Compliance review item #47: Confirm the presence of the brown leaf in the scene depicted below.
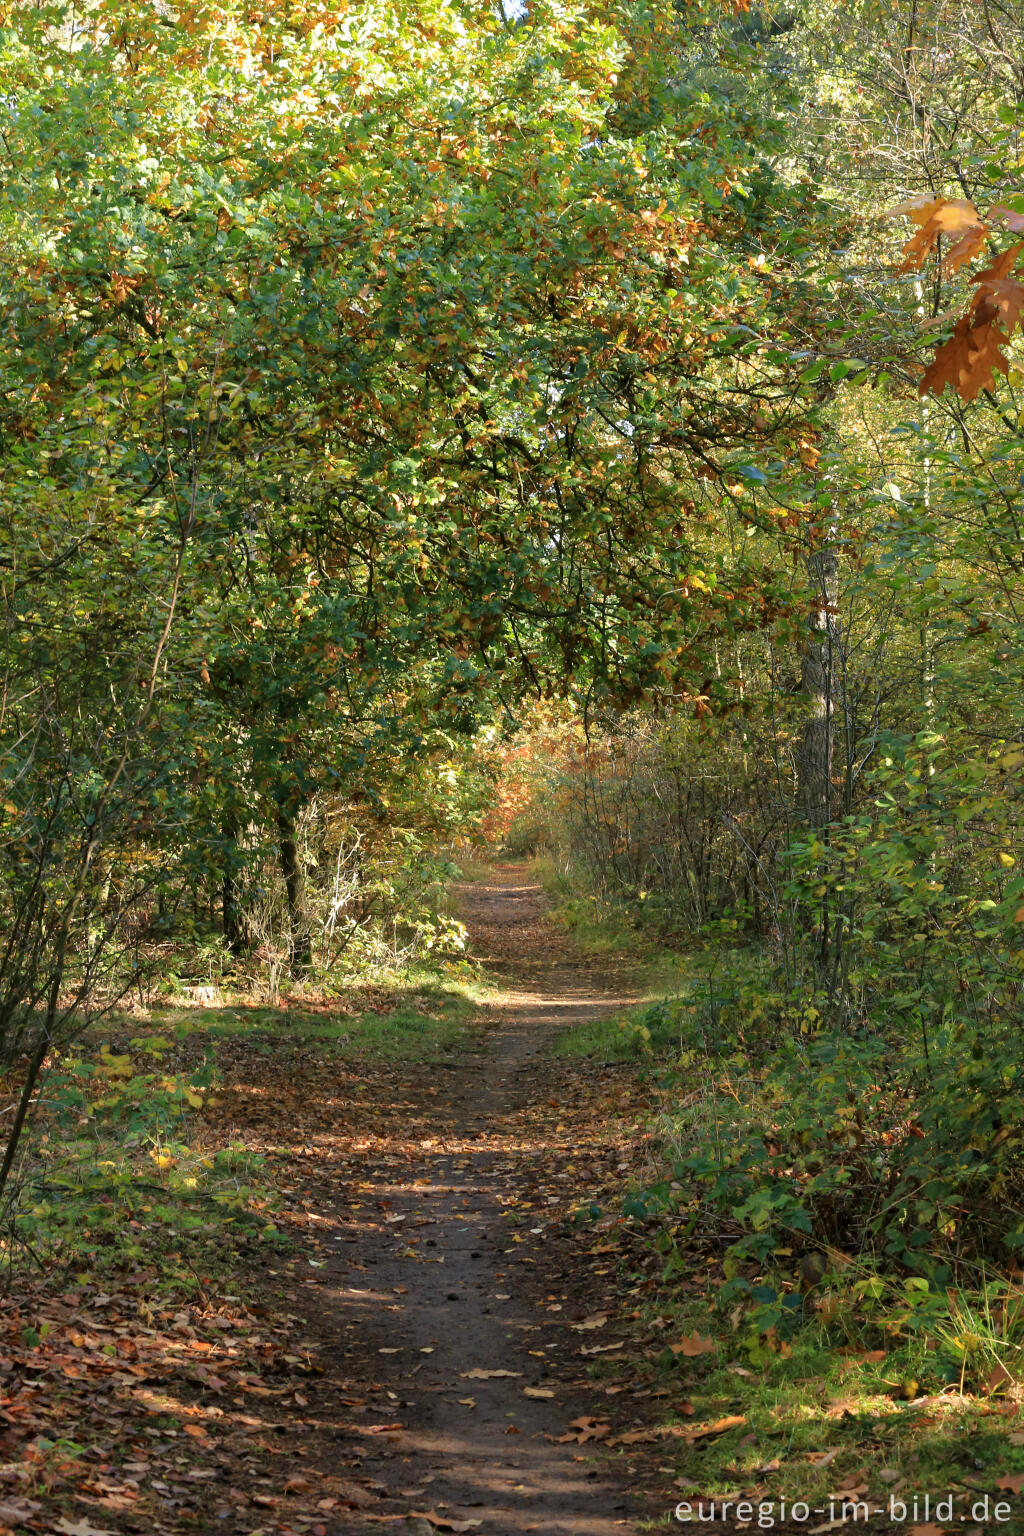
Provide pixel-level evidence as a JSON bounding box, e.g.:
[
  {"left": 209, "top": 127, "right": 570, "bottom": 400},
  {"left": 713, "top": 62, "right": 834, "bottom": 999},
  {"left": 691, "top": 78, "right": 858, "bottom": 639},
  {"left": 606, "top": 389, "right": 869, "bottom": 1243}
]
[
  {"left": 686, "top": 1414, "right": 746, "bottom": 1441},
  {"left": 986, "top": 1362, "right": 1015, "bottom": 1394},
  {"left": 930, "top": 199, "right": 982, "bottom": 232},
  {"left": 989, "top": 203, "right": 1024, "bottom": 233},
  {"left": 413, "top": 1510, "right": 483, "bottom": 1531},
  {"left": 54, "top": 1522, "right": 118, "bottom": 1536},
  {"left": 996, "top": 1474, "right": 1024, "bottom": 1494},
  {"left": 523, "top": 1386, "right": 555, "bottom": 1399},
  {"left": 974, "top": 277, "right": 1024, "bottom": 334},
  {"left": 0, "top": 1502, "right": 41, "bottom": 1525},
  {"left": 944, "top": 223, "right": 989, "bottom": 274},
  {"left": 337, "top": 1484, "right": 379, "bottom": 1508},
  {"left": 895, "top": 199, "right": 982, "bottom": 273},
  {"left": 899, "top": 222, "right": 940, "bottom": 273},
  {"left": 608, "top": 1427, "right": 659, "bottom": 1446},
  {"left": 975, "top": 241, "right": 1024, "bottom": 283},
  {"left": 889, "top": 194, "right": 945, "bottom": 227},
  {"left": 669, "top": 1331, "right": 716, "bottom": 1357},
  {"left": 920, "top": 314, "right": 1011, "bottom": 402},
  {"left": 460, "top": 1368, "right": 521, "bottom": 1380},
  {"left": 555, "top": 1416, "right": 611, "bottom": 1444}
]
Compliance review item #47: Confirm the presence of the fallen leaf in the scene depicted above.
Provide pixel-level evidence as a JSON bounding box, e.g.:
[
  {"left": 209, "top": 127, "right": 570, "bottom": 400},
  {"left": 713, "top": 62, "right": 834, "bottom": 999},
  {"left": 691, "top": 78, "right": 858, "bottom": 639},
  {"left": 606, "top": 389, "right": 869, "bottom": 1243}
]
[
  {"left": 670, "top": 1332, "right": 716, "bottom": 1357},
  {"left": 571, "top": 1314, "right": 608, "bottom": 1331},
  {"left": 0, "top": 1503, "right": 41, "bottom": 1525},
  {"left": 460, "top": 1368, "right": 521, "bottom": 1380},
  {"left": 686, "top": 1414, "right": 745, "bottom": 1441},
  {"left": 412, "top": 1512, "right": 482, "bottom": 1532},
  {"left": 523, "top": 1386, "right": 555, "bottom": 1399},
  {"left": 554, "top": 1416, "right": 611, "bottom": 1444},
  {"left": 987, "top": 1362, "right": 1015, "bottom": 1393},
  {"left": 996, "top": 1475, "right": 1024, "bottom": 1494}
]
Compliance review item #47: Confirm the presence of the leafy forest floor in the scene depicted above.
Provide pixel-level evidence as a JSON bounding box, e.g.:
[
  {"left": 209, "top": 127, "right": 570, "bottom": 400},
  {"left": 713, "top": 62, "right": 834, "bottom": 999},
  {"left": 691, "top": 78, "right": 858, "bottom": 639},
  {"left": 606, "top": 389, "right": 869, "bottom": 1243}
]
[{"left": 2, "top": 866, "right": 1024, "bottom": 1536}]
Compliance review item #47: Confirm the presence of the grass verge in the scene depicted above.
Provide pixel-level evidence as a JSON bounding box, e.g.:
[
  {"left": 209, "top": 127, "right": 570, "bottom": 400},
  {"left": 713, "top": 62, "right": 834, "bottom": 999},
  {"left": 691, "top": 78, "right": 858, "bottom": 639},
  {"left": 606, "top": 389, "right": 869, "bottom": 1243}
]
[{"left": 548, "top": 941, "right": 1024, "bottom": 1517}]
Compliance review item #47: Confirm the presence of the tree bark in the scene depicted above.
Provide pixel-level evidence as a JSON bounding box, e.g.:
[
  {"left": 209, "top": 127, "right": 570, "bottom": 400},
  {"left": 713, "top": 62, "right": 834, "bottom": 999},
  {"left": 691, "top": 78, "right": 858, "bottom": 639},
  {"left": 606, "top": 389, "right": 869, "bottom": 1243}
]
[
  {"left": 222, "top": 869, "right": 241, "bottom": 954},
  {"left": 222, "top": 818, "right": 243, "bottom": 955},
  {"left": 278, "top": 808, "right": 312, "bottom": 974},
  {"left": 796, "top": 544, "right": 839, "bottom": 830}
]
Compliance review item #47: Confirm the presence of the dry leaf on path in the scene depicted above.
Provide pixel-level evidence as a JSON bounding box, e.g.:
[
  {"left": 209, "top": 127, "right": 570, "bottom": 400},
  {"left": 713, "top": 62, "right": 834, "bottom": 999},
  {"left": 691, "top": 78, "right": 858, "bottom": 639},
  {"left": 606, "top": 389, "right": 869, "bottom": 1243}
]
[
  {"left": 0, "top": 1502, "right": 40, "bottom": 1524},
  {"left": 460, "top": 1368, "right": 521, "bottom": 1379},
  {"left": 555, "top": 1416, "right": 611, "bottom": 1444},
  {"left": 54, "top": 1521, "right": 118, "bottom": 1536},
  {"left": 414, "top": 1509, "right": 483, "bottom": 1531},
  {"left": 523, "top": 1386, "right": 555, "bottom": 1399}
]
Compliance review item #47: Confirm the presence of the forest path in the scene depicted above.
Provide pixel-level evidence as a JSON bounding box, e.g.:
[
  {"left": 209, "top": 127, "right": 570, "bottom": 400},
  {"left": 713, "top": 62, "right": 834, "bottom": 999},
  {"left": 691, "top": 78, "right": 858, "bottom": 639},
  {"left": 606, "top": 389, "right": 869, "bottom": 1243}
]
[{"left": 296, "top": 863, "right": 657, "bottom": 1536}]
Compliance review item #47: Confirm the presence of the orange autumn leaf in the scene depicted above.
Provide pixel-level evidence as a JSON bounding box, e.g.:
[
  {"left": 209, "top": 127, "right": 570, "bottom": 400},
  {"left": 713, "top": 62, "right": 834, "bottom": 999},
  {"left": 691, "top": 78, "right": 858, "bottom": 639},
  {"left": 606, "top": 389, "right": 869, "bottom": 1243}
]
[
  {"left": 917, "top": 238, "right": 1024, "bottom": 400},
  {"left": 669, "top": 1331, "right": 717, "bottom": 1356},
  {"left": 944, "top": 222, "right": 989, "bottom": 274},
  {"left": 892, "top": 196, "right": 982, "bottom": 272},
  {"left": 989, "top": 202, "right": 1024, "bottom": 233}
]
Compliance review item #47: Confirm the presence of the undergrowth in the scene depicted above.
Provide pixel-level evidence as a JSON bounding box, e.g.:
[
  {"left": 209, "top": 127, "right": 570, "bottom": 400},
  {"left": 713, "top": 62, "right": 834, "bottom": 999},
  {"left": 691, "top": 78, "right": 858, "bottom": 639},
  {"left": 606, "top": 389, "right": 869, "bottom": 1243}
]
[
  {"left": 554, "top": 916, "right": 1024, "bottom": 1502},
  {"left": 1, "top": 964, "right": 486, "bottom": 1290}
]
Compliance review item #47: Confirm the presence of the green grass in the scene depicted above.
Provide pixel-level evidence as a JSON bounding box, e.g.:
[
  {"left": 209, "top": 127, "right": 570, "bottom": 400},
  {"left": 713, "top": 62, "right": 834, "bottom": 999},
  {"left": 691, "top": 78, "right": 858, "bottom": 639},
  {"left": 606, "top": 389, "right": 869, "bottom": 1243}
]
[
  {"left": 452, "top": 854, "right": 495, "bottom": 883},
  {"left": 549, "top": 1002, "right": 690, "bottom": 1060},
  {"left": 608, "top": 1285, "right": 1024, "bottom": 1516},
  {"left": 144, "top": 965, "right": 490, "bottom": 1062},
  {"left": 7, "top": 964, "right": 492, "bottom": 1288},
  {"left": 551, "top": 948, "right": 756, "bottom": 1060}
]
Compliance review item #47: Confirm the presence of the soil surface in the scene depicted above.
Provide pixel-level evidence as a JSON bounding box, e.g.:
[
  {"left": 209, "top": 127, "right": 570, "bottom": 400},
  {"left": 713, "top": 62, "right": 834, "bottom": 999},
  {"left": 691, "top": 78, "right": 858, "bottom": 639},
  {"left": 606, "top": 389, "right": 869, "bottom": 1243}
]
[
  {"left": 288, "top": 864, "right": 659, "bottom": 1536},
  {"left": 0, "top": 865, "right": 672, "bottom": 1536}
]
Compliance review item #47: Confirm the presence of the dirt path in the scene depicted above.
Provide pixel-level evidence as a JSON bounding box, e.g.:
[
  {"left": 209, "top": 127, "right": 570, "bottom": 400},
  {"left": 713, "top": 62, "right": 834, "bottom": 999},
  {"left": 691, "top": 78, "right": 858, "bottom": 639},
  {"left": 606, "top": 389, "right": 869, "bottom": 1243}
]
[{"left": 292, "top": 865, "right": 656, "bottom": 1536}]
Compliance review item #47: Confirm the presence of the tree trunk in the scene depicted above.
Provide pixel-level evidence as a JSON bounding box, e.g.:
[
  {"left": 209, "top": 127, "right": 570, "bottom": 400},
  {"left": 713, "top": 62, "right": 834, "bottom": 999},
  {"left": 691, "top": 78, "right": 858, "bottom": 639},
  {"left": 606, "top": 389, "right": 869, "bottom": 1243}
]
[
  {"left": 222, "top": 869, "right": 241, "bottom": 954},
  {"left": 278, "top": 808, "right": 312, "bottom": 974},
  {"left": 222, "top": 818, "right": 242, "bottom": 955},
  {"left": 796, "top": 544, "right": 839, "bottom": 830}
]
